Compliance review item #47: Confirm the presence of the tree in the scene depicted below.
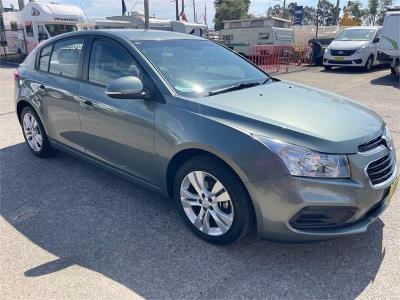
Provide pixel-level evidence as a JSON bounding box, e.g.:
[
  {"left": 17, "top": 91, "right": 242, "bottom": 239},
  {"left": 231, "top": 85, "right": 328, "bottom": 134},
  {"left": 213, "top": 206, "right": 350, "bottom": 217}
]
[
  {"left": 341, "top": 1, "right": 364, "bottom": 25},
  {"left": 317, "top": 0, "right": 339, "bottom": 26},
  {"left": 343, "top": 0, "right": 364, "bottom": 19},
  {"left": 365, "top": 0, "right": 393, "bottom": 25},
  {"left": 214, "top": 0, "right": 251, "bottom": 30},
  {"left": 303, "top": 6, "right": 317, "bottom": 25}
]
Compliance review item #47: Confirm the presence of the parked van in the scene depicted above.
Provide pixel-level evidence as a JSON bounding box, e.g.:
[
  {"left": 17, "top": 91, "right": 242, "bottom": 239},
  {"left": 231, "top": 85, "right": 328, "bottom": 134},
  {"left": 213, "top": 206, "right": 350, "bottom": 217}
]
[
  {"left": 378, "top": 8, "right": 400, "bottom": 75},
  {"left": 323, "top": 26, "right": 382, "bottom": 71},
  {"left": 2, "top": 2, "right": 84, "bottom": 55}
]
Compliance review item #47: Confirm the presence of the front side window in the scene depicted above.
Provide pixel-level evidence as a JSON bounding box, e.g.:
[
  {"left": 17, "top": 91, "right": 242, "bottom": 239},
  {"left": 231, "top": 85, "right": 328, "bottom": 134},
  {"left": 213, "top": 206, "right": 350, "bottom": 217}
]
[
  {"left": 134, "top": 39, "right": 268, "bottom": 97},
  {"left": 39, "top": 44, "right": 52, "bottom": 72},
  {"left": 89, "top": 39, "right": 143, "bottom": 86},
  {"left": 45, "top": 24, "right": 78, "bottom": 37},
  {"left": 335, "top": 29, "right": 377, "bottom": 41},
  {"left": 49, "top": 38, "right": 84, "bottom": 78},
  {"left": 25, "top": 21, "right": 34, "bottom": 37}
]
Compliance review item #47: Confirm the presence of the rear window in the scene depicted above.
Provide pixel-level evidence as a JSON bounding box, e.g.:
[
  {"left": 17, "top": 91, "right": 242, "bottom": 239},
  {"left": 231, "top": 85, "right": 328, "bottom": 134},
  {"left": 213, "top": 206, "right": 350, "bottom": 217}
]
[
  {"left": 39, "top": 44, "right": 52, "bottom": 72},
  {"left": 49, "top": 38, "right": 84, "bottom": 78}
]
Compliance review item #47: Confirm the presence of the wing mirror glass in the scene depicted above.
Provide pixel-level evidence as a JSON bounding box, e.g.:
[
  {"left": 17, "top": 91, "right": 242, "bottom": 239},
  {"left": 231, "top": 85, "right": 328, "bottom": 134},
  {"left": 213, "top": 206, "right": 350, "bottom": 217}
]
[
  {"left": 105, "top": 76, "right": 148, "bottom": 99},
  {"left": 373, "top": 37, "right": 380, "bottom": 43}
]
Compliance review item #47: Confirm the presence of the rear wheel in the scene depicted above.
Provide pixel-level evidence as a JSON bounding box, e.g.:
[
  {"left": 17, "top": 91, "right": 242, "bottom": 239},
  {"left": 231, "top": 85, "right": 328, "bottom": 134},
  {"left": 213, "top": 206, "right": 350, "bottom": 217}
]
[
  {"left": 364, "top": 56, "right": 373, "bottom": 72},
  {"left": 173, "top": 156, "right": 253, "bottom": 245},
  {"left": 20, "top": 106, "right": 55, "bottom": 157}
]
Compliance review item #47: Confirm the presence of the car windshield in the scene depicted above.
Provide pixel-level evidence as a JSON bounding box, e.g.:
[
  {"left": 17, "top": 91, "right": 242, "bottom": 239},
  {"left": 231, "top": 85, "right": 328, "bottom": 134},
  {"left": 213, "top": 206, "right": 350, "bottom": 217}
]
[
  {"left": 134, "top": 39, "right": 269, "bottom": 97},
  {"left": 45, "top": 24, "right": 78, "bottom": 37},
  {"left": 335, "top": 29, "right": 376, "bottom": 41}
]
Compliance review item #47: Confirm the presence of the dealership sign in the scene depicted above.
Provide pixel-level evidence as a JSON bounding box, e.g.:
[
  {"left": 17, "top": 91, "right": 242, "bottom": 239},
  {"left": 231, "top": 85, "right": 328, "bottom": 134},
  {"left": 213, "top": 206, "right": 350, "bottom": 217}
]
[{"left": 294, "top": 6, "right": 303, "bottom": 25}]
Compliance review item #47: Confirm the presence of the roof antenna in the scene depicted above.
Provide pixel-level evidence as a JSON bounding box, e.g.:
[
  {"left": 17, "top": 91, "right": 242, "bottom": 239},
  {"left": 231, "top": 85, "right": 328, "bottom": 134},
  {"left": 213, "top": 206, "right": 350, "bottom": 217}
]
[{"left": 80, "top": 3, "right": 93, "bottom": 30}]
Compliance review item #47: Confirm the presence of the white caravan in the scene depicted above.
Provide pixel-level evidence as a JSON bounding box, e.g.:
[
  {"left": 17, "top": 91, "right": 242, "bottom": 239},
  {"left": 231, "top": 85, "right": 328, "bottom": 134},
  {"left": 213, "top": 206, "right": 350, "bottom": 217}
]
[
  {"left": 3, "top": 2, "right": 84, "bottom": 55},
  {"left": 378, "top": 8, "right": 400, "bottom": 75},
  {"left": 220, "top": 16, "right": 294, "bottom": 56}
]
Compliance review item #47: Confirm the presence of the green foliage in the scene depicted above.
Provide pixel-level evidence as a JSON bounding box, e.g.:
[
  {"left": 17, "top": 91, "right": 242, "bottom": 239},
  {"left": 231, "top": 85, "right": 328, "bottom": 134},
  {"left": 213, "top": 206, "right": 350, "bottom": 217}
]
[
  {"left": 364, "top": 0, "right": 393, "bottom": 25},
  {"left": 214, "top": 0, "right": 251, "bottom": 31}
]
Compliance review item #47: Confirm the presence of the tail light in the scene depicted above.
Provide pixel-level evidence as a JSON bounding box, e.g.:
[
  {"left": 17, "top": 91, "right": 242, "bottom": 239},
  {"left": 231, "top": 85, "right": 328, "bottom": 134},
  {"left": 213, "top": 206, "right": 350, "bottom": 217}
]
[{"left": 14, "top": 69, "right": 20, "bottom": 81}]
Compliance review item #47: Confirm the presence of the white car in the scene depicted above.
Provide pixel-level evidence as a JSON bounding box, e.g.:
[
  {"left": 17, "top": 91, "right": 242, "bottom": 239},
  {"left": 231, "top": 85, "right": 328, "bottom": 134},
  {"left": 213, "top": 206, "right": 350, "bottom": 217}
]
[{"left": 323, "top": 26, "right": 382, "bottom": 71}]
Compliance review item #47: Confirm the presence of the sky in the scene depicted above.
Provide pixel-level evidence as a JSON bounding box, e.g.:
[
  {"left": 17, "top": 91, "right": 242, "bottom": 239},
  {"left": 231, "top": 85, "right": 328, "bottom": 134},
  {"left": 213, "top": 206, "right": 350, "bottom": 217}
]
[{"left": 3, "top": 0, "right": 400, "bottom": 28}]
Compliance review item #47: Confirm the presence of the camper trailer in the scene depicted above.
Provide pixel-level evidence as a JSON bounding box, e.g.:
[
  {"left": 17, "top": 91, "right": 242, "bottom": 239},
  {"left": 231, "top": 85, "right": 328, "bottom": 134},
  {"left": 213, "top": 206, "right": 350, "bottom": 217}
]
[
  {"left": 2, "top": 2, "right": 84, "bottom": 55},
  {"left": 107, "top": 12, "right": 208, "bottom": 37},
  {"left": 378, "top": 7, "right": 400, "bottom": 75},
  {"left": 220, "top": 16, "right": 294, "bottom": 56}
]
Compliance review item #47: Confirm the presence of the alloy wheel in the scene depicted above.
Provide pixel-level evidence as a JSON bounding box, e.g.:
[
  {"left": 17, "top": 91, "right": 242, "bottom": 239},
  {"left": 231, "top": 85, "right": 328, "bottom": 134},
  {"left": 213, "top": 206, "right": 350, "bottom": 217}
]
[
  {"left": 180, "top": 171, "right": 234, "bottom": 236},
  {"left": 23, "top": 112, "right": 43, "bottom": 152}
]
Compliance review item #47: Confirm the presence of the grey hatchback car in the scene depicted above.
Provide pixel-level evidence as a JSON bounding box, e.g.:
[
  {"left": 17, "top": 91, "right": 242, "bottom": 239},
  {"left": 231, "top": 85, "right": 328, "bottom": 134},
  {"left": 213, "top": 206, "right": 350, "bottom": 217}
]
[{"left": 15, "top": 30, "right": 398, "bottom": 244}]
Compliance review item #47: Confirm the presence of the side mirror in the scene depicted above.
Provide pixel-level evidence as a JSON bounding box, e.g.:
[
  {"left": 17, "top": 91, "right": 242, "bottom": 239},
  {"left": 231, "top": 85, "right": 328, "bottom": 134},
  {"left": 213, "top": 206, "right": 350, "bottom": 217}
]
[
  {"left": 105, "top": 76, "right": 148, "bottom": 99},
  {"left": 374, "top": 37, "right": 380, "bottom": 43}
]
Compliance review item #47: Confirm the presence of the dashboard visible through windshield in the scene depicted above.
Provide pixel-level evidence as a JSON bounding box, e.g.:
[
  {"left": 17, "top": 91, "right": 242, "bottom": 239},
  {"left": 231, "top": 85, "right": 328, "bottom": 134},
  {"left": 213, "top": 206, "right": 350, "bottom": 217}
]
[{"left": 133, "top": 39, "right": 269, "bottom": 97}]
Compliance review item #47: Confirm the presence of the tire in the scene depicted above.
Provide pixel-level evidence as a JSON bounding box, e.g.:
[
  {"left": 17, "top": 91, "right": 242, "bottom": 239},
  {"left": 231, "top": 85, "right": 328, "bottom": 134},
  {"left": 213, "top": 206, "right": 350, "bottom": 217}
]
[
  {"left": 173, "top": 155, "right": 253, "bottom": 245},
  {"left": 20, "top": 106, "right": 56, "bottom": 157},
  {"left": 324, "top": 65, "right": 332, "bottom": 71},
  {"left": 364, "top": 56, "right": 373, "bottom": 72}
]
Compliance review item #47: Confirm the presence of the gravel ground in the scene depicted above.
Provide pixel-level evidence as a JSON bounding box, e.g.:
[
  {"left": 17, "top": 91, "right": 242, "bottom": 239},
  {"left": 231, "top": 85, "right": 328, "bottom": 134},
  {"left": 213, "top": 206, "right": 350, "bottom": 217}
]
[{"left": 1, "top": 63, "right": 399, "bottom": 300}]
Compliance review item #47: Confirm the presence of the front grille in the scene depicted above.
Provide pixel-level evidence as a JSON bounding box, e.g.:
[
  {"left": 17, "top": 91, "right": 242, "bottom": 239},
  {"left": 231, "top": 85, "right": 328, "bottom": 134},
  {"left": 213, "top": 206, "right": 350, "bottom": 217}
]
[
  {"left": 359, "top": 135, "right": 385, "bottom": 152},
  {"left": 366, "top": 153, "right": 394, "bottom": 185},
  {"left": 330, "top": 49, "right": 356, "bottom": 56}
]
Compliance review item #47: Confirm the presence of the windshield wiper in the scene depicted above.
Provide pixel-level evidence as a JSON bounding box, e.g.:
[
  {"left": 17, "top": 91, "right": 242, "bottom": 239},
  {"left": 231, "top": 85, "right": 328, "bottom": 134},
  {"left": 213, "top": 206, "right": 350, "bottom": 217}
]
[{"left": 207, "top": 82, "right": 261, "bottom": 96}]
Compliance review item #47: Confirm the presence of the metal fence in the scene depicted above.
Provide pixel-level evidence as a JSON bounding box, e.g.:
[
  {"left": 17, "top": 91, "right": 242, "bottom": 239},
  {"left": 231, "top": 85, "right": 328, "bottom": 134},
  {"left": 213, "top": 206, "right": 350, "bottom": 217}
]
[{"left": 249, "top": 44, "right": 313, "bottom": 73}]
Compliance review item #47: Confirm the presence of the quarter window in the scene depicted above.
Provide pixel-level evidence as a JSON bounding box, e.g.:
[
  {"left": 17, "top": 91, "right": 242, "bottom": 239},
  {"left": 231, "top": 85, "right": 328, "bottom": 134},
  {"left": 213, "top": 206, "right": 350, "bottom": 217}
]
[
  {"left": 49, "top": 38, "right": 84, "bottom": 78},
  {"left": 39, "top": 44, "right": 52, "bottom": 72},
  {"left": 10, "top": 22, "right": 18, "bottom": 31},
  {"left": 89, "top": 39, "right": 142, "bottom": 86}
]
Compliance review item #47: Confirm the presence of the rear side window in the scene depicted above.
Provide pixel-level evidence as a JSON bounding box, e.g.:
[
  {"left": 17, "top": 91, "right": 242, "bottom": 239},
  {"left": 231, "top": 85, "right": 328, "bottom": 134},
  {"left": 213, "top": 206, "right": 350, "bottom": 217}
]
[
  {"left": 88, "top": 39, "right": 142, "bottom": 86},
  {"left": 49, "top": 38, "right": 84, "bottom": 78},
  {"left": 39, "top": 44, "right": 52, "bottom": 72}
]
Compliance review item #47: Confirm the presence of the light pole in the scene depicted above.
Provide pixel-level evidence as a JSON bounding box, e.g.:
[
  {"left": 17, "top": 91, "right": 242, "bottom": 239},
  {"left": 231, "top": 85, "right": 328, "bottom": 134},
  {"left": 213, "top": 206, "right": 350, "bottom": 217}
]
[{"left": 144, "top": 0, "right": 149, "bottom": 29}]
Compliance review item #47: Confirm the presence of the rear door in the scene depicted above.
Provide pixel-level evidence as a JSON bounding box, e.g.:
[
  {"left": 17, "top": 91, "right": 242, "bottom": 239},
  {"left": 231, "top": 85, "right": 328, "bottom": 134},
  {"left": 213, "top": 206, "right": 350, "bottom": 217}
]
[
  {"left": 37, "top": 36, "right": 86, "bottom": 151},
  {"left": 78, "top": 37, "right": 157, "bottom": 183}
]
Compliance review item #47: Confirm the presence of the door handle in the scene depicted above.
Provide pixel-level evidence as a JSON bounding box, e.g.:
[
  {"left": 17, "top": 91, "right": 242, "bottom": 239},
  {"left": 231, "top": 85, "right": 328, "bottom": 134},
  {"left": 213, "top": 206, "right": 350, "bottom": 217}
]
[
  {"left": 84, "top": 100, "right": 93, "bottom": 106},
  {"left": 39, "top": 84, "right": 46, "bottom": 90}
]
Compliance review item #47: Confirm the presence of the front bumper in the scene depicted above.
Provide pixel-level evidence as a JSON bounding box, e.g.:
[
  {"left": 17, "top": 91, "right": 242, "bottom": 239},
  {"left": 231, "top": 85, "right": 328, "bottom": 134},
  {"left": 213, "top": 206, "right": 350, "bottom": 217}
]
[
  {"left": 323, "top": 50, "right": 367, "bottom": 67},
  {"left": 246, "top": 146, "right": 397, "bottom": 242}
]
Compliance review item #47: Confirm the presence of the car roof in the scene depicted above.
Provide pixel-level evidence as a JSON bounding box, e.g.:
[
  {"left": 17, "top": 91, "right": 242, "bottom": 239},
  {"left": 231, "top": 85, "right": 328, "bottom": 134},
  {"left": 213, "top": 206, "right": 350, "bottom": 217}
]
[{"left": 88, "top": 29, "right": 205, "bottom": 41}]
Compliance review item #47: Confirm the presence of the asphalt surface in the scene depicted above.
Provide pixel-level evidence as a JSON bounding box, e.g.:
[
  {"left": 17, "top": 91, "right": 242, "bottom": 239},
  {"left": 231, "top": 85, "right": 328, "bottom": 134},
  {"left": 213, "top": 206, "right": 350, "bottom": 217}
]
[{"left": 1, "top": 63, "right": 399, "bottom": 299}]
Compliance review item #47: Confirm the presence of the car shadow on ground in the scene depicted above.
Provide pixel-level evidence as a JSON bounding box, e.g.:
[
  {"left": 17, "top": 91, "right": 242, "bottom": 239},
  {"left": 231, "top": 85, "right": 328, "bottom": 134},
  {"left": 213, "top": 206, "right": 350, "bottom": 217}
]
[
  {"left": 1, "top": 143, "right": 386, "bottom": 299},
  {"left": 370, "top": 74, "right": 400, "bottom": 88}
]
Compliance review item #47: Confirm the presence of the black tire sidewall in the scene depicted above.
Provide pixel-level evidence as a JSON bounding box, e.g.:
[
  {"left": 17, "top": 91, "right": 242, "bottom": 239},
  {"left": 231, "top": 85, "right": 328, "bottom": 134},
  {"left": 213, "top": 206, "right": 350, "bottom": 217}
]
[
  {"left": 365, "top": 56, "right": 373, "bottom": 71},
  {"left": 173, "top": 156, "right": 252, "bottom": 245},
  {"left": 20, "top": 106, "right": 52, "bottom": 157}
]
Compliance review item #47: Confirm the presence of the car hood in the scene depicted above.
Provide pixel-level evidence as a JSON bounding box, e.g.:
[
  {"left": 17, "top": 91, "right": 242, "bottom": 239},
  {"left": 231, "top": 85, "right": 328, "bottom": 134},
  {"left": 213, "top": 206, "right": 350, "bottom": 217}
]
[
  {"left": 194, "top": 81, "right": 384, "bottom": 154},
  {"left": 329, "top": 40, "right": 369, "bottom": 50}
]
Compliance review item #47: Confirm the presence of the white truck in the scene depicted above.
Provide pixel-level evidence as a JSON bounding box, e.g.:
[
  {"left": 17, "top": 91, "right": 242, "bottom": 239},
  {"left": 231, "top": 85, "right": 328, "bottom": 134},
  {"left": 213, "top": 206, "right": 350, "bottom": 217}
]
[
  {"left": 378, "top": 8, "right": 400, "bottom": 76},
  {"left": 2, "top": 2, "right": 84, "bottom": 55},
  {"left": 220, "top": 16, "right": 294, "bottom": 57}
]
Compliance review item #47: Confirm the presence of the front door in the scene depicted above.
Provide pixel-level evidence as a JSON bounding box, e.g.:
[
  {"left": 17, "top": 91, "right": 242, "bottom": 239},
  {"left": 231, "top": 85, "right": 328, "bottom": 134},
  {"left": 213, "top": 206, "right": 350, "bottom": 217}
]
[{"left": 78, "top": 37, "right": 157, "bottom": 183}]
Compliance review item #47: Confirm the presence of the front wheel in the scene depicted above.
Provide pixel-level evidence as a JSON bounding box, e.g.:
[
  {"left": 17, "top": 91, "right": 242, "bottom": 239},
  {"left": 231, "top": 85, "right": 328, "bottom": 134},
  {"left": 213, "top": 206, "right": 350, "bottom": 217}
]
[
  {"left": 364, "top": 56, "right": 373, "bottom": 72},
  {"left": 173, "top": 156, "right": 253, "bottom": 245},
  {"left": 324, "top": 65, "right": 332, "bottom": 71}
]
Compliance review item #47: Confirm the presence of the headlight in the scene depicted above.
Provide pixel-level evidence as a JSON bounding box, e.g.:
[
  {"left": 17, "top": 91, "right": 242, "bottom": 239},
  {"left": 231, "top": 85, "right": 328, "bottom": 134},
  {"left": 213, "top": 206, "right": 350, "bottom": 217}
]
[
  {"left": 254, "top": 136, "right": 350, "bottom": 178},
  {"left": 355, "top": 47, "right": 367, "bottom": 53}
]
